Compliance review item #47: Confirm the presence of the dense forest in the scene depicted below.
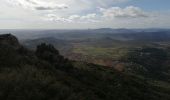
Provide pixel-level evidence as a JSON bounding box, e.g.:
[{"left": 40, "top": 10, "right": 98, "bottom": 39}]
[{"left": 0, "top": 34, "right": 170, "bottom": 100}]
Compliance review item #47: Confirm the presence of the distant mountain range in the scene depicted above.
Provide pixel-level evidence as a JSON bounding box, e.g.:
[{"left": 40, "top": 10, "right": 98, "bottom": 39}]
[{"left": 1, "top": 28, "right": 170, "bottom": 40}]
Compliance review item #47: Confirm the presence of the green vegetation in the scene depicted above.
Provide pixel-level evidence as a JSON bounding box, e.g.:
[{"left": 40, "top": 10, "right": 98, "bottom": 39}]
[
  {"left": 0, "top": 34, "right": 170, "bottom": 100},
  {"left": 122, "top": 47, "right": 170, "bottom": 81},
  {"left": 71, "top": 45, "right": 129, "bottom": 66},
  {"left": 73, "top": 46, "right": 128, "bottom": 59}
]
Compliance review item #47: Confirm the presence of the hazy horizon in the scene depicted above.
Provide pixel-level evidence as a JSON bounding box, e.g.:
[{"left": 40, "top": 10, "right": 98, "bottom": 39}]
[{"left": 0, "top": 28, "right": 170, "bottom": 30}]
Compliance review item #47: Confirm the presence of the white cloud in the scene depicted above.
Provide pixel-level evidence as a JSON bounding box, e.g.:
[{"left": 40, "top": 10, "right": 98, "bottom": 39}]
[
  {"left": 80, "top": 14, "right": 97, "bottom": 20},
  {"left": 44, "top": 13, "right": 99, "bottom": 23},
  {"left": 69, "top": 15, "right": 81, "bottom": 20},
  {"left": 44, "top": 14, "right": 72, "bottom": 23},
  {"left": 100, "top": 6, "right": 148, "bottom": 18},
  {"left": 7, "top": 0, "right": 68, "bottom": 10},
  {"left": 43, "top": 6, "right": 149, "bottom": 23}
]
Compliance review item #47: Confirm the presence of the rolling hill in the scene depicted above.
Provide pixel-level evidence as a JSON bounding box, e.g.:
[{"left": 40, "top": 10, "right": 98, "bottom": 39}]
[{"left": 0, "top": 34, "right": 170, "bottom": 100}]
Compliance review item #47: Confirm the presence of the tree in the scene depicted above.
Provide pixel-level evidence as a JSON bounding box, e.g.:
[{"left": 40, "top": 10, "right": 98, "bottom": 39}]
[{"left": 35, "top": 43, "right": 73, "bottom": 71}]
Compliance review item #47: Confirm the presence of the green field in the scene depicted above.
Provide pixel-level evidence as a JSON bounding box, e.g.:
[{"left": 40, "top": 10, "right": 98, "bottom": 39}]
[{"left": 73, "top": 46, "right": 128, "bottom": 60}]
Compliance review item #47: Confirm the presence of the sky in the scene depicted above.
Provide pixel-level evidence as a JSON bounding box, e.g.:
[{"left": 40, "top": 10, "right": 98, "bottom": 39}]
[{"left": 0, "top": 0, "right": 170, "bottom": 29}]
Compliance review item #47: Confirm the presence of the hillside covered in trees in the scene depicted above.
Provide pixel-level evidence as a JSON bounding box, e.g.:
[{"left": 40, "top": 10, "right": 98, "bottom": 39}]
[{"left": 0, "top": 34, "right": 170, "bottom": 100}]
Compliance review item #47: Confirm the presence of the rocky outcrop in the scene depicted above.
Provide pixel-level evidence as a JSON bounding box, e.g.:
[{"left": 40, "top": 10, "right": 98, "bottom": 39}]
[{"left": 0, "top": 34, "right": 20, "bottom": 49}]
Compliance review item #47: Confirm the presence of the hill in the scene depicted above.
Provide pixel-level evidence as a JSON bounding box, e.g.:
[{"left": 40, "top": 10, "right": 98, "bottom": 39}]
[
  {"left": 0, "top": 34, "right": 170, "bottom": 100},
  {"left": 21, "top": 30, "right": 170, "bottom": 71}
]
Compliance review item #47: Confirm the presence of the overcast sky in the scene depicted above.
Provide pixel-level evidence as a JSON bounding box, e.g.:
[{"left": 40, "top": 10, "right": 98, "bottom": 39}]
[{"left": 0, "top": 0, "right": 170, "bottom": 29}]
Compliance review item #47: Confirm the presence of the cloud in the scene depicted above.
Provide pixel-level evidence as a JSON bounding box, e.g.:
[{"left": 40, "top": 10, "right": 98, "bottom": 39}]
[
  {"left": 44, "top": 6, "right": 149, "bottom": 23},
  {"left": 2, "top": 0, "right": 170, "bottom": 29},
  {"left": 35, "top": 4, "right": 68, "bottom": 10},
  {"left": 7, "top": 0, "right": 130, "bottom": 11},
  {"left": 100, "top": 6, "right": 148, "bottom": 18},
  {"left": 7, "top": 0, "right": 68, "bottom": 10},
  {"left": 44, "top": 13, "right": 99, "bottom": 23},
  {"left": 80, "top": 14, "right": 97, "bottom": 20},
  {"left": 44, "top": 14, "right": 71, "bottom": 23}
]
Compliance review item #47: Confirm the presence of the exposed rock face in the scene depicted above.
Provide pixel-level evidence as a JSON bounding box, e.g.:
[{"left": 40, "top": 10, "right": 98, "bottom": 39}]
[{"left": 0, "top": 34, "right": 20, "bottom": 49}]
